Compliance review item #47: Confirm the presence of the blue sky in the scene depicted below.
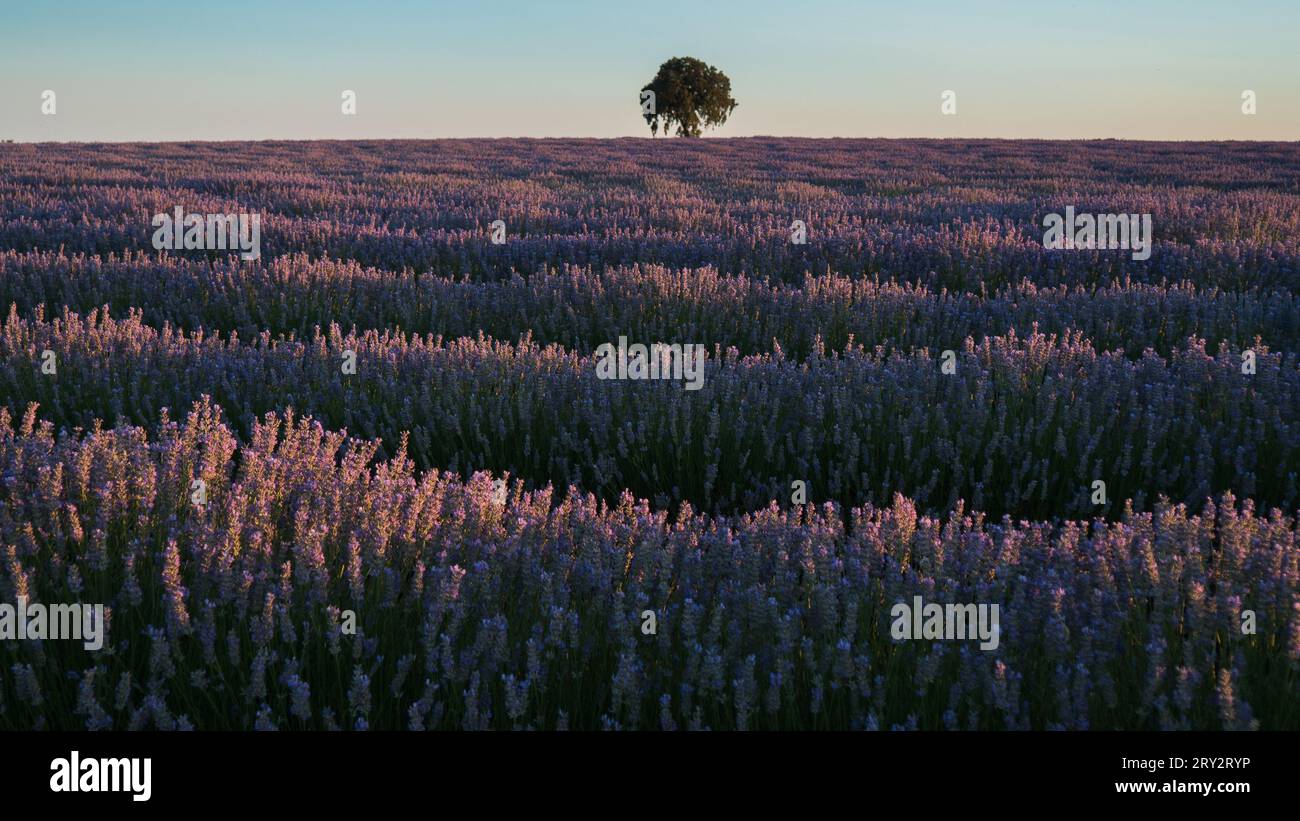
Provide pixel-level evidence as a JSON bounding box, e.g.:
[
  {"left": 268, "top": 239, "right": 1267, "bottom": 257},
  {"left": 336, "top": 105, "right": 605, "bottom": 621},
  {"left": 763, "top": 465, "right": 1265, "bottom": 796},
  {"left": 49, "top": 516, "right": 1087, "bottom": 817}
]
[{"left": 1, "top": 0, "right": 1296, "bottom": 140}]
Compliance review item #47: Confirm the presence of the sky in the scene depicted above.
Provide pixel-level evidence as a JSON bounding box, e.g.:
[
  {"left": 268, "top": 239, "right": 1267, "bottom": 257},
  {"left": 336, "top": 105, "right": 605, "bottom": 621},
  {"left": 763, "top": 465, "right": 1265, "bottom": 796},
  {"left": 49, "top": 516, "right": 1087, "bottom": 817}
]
[{"left": 0, "top": 0, "right": 1296, "bottom": 141}]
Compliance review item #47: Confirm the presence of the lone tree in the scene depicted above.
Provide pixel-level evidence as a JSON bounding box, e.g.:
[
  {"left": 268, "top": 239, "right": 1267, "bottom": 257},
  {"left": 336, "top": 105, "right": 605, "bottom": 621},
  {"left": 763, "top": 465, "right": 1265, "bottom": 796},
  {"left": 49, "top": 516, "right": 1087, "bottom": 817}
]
[{"left": 641, "top": 57, "right": 737, "bottom": 137}]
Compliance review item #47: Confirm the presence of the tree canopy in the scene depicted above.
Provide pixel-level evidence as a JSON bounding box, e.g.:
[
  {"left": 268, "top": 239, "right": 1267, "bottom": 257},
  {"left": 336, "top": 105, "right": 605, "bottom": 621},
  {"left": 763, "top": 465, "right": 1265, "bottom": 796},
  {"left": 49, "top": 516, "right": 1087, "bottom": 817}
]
[{"left": 640, "top": 57, "right": 737, "bottom": 137}]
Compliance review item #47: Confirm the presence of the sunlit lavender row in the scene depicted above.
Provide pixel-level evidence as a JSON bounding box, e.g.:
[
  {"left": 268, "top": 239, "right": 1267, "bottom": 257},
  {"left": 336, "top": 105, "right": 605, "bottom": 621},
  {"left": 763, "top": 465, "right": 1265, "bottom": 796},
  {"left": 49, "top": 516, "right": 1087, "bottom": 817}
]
[
  {"left": 2, "top": 140, "right": 1299, "bottom": 290},
  {"left": 0, "top": 401, "right": 1295, "bottom": 730},
  {"left": 3, "top": 307, "right": 1297, "bottom": 520},
  {"left": 3, "top": 251, "right": 1298, "bottom": 360}
]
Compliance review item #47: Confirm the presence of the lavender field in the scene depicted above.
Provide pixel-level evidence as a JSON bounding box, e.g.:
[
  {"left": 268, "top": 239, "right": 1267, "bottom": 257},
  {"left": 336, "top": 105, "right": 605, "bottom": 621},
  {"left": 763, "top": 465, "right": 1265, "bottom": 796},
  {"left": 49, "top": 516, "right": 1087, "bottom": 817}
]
[{"left": 0, "top": 139, "right": 1296, "bottom": 730}]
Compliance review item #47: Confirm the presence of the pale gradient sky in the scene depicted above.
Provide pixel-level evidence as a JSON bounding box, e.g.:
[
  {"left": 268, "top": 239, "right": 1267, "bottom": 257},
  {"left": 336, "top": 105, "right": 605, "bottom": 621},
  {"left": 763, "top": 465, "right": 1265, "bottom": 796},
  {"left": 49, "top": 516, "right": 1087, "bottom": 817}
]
[{"left": 1, "top": 0, "right": 1296, "bottom": 141}]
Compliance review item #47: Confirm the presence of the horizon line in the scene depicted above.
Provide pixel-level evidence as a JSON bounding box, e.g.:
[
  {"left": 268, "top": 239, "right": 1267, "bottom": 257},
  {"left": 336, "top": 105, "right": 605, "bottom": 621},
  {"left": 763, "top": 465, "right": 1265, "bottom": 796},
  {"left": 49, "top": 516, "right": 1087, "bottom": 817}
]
[{"left": 3, "top": 136, "right": 1298, "bottom": 145}]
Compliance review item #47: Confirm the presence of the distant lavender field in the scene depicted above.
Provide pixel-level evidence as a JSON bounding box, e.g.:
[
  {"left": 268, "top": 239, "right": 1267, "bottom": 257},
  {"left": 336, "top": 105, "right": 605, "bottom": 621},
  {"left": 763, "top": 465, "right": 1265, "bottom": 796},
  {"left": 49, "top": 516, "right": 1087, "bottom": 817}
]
[{"left": 0, "top": 139, "right": 1296, "bottom": 730}]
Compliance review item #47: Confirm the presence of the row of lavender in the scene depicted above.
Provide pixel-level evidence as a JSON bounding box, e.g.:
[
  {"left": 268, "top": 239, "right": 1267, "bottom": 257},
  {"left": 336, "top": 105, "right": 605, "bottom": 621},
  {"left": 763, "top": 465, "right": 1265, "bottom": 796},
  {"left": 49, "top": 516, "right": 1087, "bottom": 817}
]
[
  {"left": 3, "top": 251, "right": 1299, "bottom": 359},
  {"left": 3, "top": 307, "right": 1296, "bottom": 520},
  {"left": 1, "top": 401, "right": 1295, "bottom": 730},
  {"left": 2, "top": 141, "right": 1299, "bottom": 289}
]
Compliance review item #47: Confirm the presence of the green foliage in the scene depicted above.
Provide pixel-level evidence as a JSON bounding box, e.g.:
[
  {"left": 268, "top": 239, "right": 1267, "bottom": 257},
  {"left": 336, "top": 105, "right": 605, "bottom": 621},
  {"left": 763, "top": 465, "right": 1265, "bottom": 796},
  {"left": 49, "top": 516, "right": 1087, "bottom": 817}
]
[{"left": 641, "top": 57, "right": 737, "bottom": 137}]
